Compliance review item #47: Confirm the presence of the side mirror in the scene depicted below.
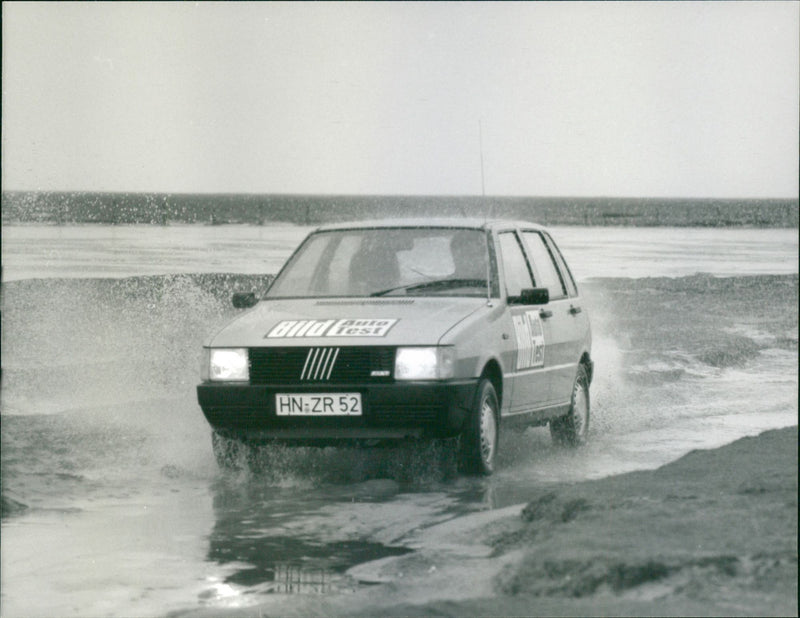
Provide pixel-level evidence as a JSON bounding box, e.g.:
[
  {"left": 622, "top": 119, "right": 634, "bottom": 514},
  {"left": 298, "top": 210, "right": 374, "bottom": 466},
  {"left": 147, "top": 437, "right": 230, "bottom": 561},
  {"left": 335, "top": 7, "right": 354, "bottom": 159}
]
[
  {"left": 232, "top": 292, "right": 258, "bottom": 309},
  {"left": 512, "top": 287, "right": 549, "bottom": 305}
]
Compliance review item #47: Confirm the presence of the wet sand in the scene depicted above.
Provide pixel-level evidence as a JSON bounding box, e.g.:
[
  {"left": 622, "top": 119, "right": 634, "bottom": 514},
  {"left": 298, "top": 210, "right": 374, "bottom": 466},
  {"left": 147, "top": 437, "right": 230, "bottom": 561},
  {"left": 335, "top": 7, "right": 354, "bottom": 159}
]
[{"left": 172, "top": 425, "right": 797, "bottom": 617}]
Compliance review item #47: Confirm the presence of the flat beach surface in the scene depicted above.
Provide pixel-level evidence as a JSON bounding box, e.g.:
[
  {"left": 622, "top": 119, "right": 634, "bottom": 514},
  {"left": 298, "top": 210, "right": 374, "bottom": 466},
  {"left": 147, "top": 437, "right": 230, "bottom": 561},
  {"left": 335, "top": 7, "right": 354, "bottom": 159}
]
[
  {"left": 173, "top": 425, "right": 797, "bottom": 617},
  {"left": 2, "top": 227, "right": 795, "bottom": 617}
]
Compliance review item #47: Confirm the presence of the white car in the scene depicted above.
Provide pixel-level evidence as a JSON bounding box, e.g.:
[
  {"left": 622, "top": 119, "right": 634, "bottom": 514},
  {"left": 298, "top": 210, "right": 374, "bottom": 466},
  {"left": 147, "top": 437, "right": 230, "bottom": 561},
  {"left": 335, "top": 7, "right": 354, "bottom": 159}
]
[{"left": 198, "top": 219, "right": 592, "bottom": 474}]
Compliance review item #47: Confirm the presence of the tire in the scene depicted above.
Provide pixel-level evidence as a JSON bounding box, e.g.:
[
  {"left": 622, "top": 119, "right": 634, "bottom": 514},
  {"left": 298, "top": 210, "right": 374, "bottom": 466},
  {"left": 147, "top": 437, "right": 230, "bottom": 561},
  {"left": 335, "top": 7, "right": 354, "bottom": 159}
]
[
  {"left": 459, "top": 379, "right": 499, "bottom": 475},
  {"left": 550, "top": 364, "right": 590, "bottom": 447}
]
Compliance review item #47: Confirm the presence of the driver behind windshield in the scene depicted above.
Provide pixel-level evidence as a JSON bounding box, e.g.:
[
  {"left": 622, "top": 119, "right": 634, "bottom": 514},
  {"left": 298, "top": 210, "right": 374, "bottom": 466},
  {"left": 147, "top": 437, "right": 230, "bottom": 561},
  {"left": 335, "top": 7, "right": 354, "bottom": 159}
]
[{"left": 450, "top": 230, "right": 488, "bottom": 282}]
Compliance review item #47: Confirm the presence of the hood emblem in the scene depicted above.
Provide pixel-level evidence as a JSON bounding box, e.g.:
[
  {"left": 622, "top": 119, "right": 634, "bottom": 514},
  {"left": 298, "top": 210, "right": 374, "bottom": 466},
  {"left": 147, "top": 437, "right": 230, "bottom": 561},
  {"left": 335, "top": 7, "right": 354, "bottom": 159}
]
[{"left": 300, "top": 347, "right": 340, "bottom": 381}]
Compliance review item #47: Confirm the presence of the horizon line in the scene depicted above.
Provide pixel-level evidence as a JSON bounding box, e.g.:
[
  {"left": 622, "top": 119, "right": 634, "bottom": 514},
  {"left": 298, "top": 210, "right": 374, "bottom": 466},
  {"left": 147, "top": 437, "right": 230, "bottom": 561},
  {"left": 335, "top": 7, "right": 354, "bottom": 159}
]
[{"left": 1, "top": 190, "right": 797, "bottom": 202}]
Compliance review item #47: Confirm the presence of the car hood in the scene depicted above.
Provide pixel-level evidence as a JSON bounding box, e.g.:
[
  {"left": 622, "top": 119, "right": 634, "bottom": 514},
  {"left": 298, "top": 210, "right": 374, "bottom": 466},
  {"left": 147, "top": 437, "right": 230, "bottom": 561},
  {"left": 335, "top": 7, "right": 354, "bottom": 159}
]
[{"left": 206, "top": 297, "right": 488, "bottom": 347}]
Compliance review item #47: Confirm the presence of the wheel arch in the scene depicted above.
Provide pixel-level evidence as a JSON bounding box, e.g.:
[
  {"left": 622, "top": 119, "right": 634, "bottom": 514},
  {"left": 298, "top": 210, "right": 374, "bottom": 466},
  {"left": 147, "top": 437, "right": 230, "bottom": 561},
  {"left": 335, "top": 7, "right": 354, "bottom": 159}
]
[{"left": 480, "top": 358, "right": 504, "bottom": 409}]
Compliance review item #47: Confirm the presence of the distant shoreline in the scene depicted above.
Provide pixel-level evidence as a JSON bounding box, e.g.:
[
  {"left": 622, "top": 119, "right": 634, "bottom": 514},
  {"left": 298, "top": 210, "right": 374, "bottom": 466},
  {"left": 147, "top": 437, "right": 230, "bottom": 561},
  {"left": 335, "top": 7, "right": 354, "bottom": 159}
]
[{"left": 2, "top": 191, "right": 797, "bottom": 228}]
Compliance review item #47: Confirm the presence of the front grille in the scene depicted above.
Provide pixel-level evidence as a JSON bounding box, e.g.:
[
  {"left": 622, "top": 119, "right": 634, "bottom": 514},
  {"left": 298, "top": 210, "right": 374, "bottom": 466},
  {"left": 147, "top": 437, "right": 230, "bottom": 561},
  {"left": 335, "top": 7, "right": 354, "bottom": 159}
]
[{"left": 249, "top": 347, "right": 395, "bottom": 384}]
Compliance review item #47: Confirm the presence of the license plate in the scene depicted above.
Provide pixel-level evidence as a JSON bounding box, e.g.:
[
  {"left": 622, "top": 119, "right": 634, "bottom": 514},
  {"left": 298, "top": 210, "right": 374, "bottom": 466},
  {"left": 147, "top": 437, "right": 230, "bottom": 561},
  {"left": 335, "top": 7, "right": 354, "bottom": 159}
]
[{"left": 275, "top": 393, "right": 362, "bottom": 416}]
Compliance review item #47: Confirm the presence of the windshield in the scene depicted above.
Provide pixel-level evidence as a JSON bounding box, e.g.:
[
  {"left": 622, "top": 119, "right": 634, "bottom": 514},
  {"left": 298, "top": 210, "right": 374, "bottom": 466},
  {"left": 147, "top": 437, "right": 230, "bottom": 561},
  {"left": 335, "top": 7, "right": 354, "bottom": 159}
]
[{"left": 266, "top": 227, "right": 495, "bottom": 298}]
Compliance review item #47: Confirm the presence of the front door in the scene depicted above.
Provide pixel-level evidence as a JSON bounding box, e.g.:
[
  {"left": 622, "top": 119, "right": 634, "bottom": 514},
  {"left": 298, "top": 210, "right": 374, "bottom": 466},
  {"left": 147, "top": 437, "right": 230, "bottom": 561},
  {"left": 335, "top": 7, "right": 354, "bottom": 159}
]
[
  {"left": 497, "top": 232, "right": 554, "bottom": 414},
  {"left": 521, "top": 230, "right": 583, "bottom": 404}
]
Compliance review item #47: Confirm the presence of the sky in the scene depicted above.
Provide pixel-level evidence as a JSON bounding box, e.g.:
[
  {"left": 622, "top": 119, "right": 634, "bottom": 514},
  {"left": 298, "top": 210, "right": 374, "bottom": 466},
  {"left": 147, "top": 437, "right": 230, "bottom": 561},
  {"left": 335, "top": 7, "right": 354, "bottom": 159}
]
[{"left": 2, "top": 1, "right": 798, "bottom": 198}]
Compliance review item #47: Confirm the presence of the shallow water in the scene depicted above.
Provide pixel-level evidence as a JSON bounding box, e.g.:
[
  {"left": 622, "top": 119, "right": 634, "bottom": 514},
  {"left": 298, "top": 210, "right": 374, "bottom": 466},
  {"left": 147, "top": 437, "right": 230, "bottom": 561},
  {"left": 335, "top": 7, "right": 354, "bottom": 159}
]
[
  {"left": 1, "top": 224, "right": 797, "bottom": 281},
  {"left": 1, "top": 225, "right": 797, "bottom": 617}
]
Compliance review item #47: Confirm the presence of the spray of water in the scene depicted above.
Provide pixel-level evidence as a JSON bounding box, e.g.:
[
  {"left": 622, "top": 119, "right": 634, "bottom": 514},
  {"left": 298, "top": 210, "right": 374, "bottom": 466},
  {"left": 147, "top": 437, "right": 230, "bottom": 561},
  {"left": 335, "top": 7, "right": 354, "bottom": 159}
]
[{"left": 2, "top": 273, "right": 796, "bottom": 505}]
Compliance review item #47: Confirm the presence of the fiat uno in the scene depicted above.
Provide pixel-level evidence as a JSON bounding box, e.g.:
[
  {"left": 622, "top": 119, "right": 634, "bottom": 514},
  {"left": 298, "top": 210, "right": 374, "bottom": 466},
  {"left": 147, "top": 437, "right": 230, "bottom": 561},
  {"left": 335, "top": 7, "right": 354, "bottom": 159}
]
[{"left": 197, "top": 219, "right": 592, "bottom": 475}]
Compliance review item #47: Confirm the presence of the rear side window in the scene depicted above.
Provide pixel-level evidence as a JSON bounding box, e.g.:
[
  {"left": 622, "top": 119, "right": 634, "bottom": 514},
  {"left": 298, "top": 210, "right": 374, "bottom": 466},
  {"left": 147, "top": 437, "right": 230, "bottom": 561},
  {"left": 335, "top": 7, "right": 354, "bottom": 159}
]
[
  {"left": 498, "top": 232, "right": 534, "bottom": 297},
  {"left": 543, "top": 232, "right": 578, "bottom": 297},
  {"left": 521, "top": 231, "right": 567, "bottom": 300}
]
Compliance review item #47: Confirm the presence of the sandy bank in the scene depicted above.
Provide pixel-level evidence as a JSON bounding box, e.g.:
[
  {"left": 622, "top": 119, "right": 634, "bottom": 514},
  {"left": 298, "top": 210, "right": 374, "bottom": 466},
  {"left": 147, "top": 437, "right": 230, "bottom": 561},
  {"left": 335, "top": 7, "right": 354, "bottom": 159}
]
[{"left": 172, "top": 426, "right": 797, "bottom": 617}]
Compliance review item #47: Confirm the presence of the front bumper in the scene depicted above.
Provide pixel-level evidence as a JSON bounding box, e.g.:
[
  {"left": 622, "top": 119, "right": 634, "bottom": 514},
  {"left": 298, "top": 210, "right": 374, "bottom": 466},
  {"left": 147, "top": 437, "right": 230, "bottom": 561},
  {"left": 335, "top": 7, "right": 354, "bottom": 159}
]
[{"left": 197, "top": 379, "right": 480, "bottom": 444}]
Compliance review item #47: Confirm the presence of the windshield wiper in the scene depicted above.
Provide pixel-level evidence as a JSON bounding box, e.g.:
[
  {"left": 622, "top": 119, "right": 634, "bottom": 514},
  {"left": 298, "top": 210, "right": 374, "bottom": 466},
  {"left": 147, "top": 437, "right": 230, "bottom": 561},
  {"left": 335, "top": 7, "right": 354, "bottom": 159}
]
[{"left": 371, "top": 278, "right": 487, "bottom": 297}]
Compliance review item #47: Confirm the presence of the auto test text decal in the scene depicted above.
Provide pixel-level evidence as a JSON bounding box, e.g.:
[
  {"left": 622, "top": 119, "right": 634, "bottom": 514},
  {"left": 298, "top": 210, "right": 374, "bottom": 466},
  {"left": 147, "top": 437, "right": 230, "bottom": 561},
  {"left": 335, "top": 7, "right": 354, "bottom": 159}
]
[
  {"left": 513, "top": 310, "right": 545, "bottom": 370},
  {"left": 266, "top": 318, "right": 399, "bottom": 338}
]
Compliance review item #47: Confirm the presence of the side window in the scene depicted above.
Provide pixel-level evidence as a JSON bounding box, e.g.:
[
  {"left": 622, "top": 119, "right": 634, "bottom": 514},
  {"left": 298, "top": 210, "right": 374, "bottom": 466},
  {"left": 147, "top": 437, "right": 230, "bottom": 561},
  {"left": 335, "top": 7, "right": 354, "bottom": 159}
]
[
  {"left": 498, "top": 232, "right": 534, "bottom": 298},
  {"left": 543, "top": 232, "right": 578, "bottom": 297},
  {"left": 521, "top": 231, "right": 567, "bottom": 300},
  {"left": 486, "top": 234, "right": 501, "bottom": 298}
]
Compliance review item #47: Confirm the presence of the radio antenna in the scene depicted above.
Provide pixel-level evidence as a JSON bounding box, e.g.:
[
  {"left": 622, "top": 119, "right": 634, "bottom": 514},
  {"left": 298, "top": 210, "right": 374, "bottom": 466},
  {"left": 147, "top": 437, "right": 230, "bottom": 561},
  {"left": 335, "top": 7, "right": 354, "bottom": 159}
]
[{"left": 479, "top": 118, "right": 486, "bottom": 197}]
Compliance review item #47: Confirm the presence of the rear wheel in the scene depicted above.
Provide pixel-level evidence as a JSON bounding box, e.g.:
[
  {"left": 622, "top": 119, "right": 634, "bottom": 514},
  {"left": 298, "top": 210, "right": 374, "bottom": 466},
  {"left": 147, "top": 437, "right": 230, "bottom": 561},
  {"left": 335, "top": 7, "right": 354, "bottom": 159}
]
[
  {"left": 459, "top": 379, "right": 499, "bottom": 475},
  {"left": 550, "top": 364, "right": 590, "bottom": 446}
]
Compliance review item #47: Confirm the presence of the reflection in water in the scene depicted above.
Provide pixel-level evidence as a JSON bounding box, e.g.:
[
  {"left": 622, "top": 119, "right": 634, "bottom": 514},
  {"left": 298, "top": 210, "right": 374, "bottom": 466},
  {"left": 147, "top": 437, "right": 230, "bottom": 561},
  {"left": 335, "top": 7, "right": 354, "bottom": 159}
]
[
  {"left": 206, "top": 477, "right": 413, "bottom": 596},
  {"left": 272, "top": 564, "right": 336, "bottom": 594}
]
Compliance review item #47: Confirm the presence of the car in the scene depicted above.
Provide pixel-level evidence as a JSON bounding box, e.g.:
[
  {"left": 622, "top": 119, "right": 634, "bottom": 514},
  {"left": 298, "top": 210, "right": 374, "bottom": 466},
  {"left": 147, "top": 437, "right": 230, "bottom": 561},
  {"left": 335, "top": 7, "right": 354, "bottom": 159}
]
[{"left": 197, "top": 219, "right": 592, "bottom": 475}]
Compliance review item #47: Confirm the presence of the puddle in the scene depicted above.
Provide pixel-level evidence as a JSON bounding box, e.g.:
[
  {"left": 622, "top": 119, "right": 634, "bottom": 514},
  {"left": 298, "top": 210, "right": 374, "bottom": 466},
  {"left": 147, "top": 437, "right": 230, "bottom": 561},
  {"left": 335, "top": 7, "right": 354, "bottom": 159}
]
[{"left": 207, "top": 535, "right": 412, "bottom": 592}]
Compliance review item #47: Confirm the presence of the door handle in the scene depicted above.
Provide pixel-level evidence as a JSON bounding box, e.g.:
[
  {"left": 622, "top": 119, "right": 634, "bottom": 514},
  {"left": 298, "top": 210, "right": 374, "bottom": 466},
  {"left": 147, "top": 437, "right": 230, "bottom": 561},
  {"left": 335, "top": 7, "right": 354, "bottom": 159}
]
[
  {"left": 569, "top": 305, "right": 582, "bottom": 315},
  {"left": 539, "top": 309, "right": 553, "bottom": 319}
]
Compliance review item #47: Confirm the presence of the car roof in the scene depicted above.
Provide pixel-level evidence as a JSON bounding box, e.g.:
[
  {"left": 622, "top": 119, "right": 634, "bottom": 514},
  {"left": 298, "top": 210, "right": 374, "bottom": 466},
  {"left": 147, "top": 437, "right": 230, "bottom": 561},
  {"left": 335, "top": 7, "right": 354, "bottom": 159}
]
[{"left": 313, "top": 218, "right": 548, "bottom": 233}]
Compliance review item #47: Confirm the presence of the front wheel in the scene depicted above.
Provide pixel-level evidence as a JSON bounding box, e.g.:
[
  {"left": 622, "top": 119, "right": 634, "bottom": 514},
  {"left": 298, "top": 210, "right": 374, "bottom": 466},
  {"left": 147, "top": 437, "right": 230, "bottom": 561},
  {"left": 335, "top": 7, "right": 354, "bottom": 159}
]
[
  {"left": 550, "top": 364, "right": 590, "bottom": 447},
  {"left": 459, "top": 379, "right": 499, "bottom": 475}
]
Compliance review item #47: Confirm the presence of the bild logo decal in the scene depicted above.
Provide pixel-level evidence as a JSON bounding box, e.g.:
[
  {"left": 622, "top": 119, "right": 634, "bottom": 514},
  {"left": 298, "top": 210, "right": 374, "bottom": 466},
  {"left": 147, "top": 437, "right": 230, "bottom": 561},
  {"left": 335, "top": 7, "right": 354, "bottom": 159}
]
[
  {"left": 266, "top": 318, "right": 399, "bottom": 338},
  {"left": 512, "top": 310, "right": 545, "bottom": 370}
]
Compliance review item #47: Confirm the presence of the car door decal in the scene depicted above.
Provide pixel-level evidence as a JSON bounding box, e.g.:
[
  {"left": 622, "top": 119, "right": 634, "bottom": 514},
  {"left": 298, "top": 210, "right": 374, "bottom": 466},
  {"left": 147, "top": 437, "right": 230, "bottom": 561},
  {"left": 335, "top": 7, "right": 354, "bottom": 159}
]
[{"left": 512, "top": 310, "right": 545, "bottom": 370}]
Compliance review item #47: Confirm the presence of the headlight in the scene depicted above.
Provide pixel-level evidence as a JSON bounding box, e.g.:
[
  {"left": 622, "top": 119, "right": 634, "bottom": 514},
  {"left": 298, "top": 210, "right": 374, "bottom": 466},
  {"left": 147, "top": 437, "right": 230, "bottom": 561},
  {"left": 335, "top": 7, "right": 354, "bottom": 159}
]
[
  {"left": 394, "top": 347, "right": 455, "bottom": 380},
  {"left": 205, "top": 348, "right": 249, "bottom": 381}
]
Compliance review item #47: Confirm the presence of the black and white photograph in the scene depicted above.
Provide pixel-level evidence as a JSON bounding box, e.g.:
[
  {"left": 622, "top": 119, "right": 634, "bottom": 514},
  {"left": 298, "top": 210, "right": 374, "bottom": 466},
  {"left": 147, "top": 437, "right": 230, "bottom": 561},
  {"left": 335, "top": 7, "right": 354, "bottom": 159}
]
[{"left": 1, "top": 2, "right": 797, "bottom": 616}]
